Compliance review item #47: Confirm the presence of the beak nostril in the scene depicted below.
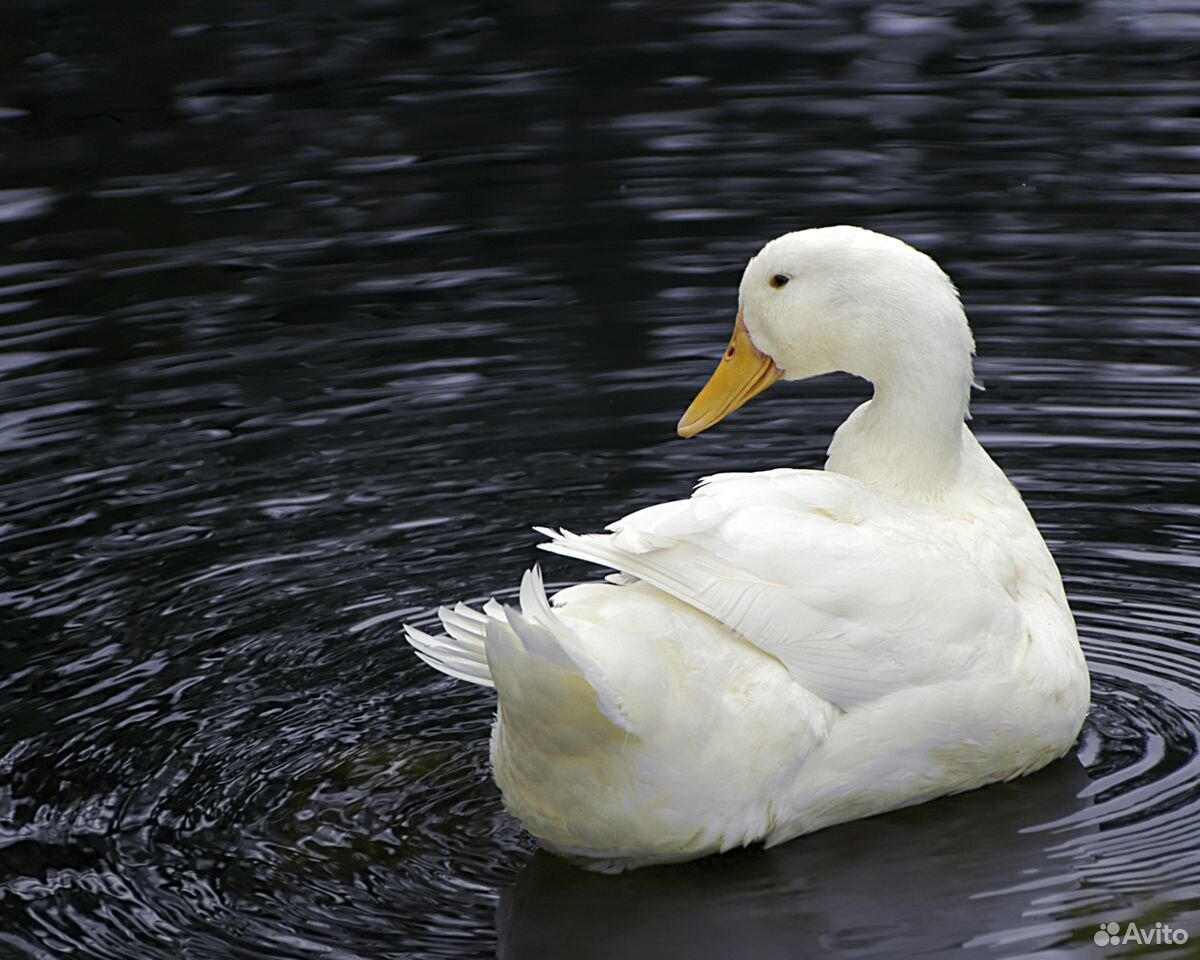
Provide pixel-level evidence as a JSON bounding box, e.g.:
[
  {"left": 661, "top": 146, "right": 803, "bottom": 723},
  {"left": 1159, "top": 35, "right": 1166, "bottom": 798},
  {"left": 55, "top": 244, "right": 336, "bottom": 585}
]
[{"left": 677, "top": 313, "right": 782, "bottom": 438}]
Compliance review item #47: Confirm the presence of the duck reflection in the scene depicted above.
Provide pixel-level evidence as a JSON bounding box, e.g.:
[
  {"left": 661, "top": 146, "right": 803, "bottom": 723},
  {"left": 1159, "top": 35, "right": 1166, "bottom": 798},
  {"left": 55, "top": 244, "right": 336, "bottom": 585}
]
[{"left": 498, "top": 757, "right": 1091, "bottom": 959}]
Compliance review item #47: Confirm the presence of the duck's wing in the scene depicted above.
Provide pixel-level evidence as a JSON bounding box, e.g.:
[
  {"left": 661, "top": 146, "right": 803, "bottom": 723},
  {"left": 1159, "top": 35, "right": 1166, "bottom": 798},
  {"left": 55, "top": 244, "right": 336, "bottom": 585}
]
[{"left": 539, "top": 469, "right": 1021, "bottom": 711}]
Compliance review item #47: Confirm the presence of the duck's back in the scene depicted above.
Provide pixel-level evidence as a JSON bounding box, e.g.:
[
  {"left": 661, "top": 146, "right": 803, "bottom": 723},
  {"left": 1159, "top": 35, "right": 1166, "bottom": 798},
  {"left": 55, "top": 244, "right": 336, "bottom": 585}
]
[
  {"left": 511, "top": 446, "right": 1087, "bottom": 864},
  {"left": 541, "top": 458, "right": 1034, "bottom": 713}
]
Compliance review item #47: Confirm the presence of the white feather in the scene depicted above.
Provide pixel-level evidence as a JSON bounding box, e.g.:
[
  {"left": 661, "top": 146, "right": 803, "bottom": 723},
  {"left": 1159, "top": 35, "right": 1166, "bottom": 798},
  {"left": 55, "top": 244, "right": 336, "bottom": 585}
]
[{"left": 400, "top": 226, "right": 1091, "bottom": 871}]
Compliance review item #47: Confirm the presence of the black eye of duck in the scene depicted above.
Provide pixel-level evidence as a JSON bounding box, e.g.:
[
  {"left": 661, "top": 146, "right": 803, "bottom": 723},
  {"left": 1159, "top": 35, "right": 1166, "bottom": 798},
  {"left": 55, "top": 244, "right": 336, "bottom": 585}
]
[{"left": 770, "top": 274, "right": 790, "bottom": 289}]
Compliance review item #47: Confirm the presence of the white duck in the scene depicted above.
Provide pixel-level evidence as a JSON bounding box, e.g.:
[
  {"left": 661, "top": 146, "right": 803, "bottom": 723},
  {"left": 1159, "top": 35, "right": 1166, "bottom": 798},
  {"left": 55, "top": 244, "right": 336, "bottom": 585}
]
[{"left": 404, "top": 225, "right": 1090, "bottom": 872}]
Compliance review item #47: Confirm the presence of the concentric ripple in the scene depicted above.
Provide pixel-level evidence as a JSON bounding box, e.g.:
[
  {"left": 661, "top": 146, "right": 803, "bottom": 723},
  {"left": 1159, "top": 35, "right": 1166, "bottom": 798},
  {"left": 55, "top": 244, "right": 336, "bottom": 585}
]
[{"left": 3, "top": 1, "right": 1200, "bottom": 958}]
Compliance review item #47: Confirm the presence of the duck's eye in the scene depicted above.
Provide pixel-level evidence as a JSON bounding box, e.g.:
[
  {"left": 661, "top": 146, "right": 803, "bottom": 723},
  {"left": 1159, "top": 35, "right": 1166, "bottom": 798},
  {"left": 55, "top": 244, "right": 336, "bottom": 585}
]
[{"left": 770, "top": 274, "right": 790, "bottom": 289}]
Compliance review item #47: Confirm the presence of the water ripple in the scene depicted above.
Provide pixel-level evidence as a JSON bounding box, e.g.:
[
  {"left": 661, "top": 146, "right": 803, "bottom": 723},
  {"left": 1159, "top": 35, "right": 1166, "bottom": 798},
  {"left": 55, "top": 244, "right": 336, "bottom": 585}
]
[{"left": 1, "top": 0, "right": 1199, "bottom": 957}]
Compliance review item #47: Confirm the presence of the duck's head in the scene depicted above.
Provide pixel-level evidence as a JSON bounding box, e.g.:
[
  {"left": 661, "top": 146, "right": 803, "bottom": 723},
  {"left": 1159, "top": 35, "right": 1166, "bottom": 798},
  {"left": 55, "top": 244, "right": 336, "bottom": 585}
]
[{"left": 677, "top": 225, "right": 972, "bottom": 438}]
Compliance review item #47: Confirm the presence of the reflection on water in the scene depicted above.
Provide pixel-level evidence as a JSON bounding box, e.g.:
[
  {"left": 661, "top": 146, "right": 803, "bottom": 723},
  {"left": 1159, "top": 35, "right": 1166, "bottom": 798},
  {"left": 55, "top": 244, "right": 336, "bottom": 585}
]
[
  {"left": 1, "top": 1, "right": 1199, "bottom": 958},
  {"left": 501, "top": 761, "right": 1096, "bottom": 959}
]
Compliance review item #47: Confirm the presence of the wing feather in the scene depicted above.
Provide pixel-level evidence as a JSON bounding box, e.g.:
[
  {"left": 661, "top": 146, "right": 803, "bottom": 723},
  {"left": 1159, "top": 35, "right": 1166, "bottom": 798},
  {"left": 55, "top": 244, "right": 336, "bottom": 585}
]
[{"left": 539, "top": 470, "right": 1020, "bottom": 710}]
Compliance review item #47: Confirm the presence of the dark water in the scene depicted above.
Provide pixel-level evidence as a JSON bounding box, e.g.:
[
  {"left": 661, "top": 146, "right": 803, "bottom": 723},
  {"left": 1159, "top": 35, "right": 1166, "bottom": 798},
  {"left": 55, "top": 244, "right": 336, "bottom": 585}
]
[{"left": 2, "top": 2, "right": 1199, "bottom": 957}]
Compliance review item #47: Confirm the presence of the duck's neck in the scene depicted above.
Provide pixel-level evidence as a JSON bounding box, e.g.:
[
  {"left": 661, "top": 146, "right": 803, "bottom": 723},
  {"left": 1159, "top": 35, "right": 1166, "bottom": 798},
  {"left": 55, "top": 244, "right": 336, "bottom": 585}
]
[{"left": 825, "top": 364, "right": 972, "bottom": 499}]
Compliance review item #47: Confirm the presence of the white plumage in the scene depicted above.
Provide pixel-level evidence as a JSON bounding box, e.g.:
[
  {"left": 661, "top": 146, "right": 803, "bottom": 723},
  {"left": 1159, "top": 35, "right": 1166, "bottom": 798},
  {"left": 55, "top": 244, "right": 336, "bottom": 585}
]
[{"left": 404, "top": 225, "right": 1090, "bottom": 871}]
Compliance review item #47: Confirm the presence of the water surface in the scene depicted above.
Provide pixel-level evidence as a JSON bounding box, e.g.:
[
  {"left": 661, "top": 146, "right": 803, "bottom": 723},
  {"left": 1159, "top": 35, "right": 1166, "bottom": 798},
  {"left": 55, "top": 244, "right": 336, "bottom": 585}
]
[{"left": 2, "top": 2, "right": 1199, "bottom": 958}]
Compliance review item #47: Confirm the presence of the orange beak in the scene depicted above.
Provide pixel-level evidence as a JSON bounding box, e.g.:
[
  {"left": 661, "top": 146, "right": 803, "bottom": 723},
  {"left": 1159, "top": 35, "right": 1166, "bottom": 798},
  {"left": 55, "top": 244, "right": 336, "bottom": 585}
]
[{"left": 677, "top": 311, "right": 783, "bottom": 438}]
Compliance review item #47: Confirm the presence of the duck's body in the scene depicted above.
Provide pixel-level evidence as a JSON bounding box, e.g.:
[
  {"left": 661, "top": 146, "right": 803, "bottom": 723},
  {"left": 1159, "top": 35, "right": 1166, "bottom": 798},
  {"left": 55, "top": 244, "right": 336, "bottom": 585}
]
[{"left": 404, "top": 226, "right": 1090, "bottom": 871}]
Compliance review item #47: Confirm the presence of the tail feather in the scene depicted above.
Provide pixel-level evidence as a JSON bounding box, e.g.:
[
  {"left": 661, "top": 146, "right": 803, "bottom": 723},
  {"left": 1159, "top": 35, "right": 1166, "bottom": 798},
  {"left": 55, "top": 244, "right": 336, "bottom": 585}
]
[
  {"left": 399, "top": 564, "right": 572, "bottom": 691},
  {"left": 404, "top": 624, "right": 495, "bottom": 687},
  {"left": 518, "top": 564, "right": 562, "bottom": 631},
  {"left": 493, "top": 603, "right": 635, "bottom": 735},
  {"left": 451, "top": 601, "right": 488, "bottom": 624},
  {"left": 404, "top": 597, "right": 497, "bottom": 688},
  {"left": 439, "top": 605, "right": 487, "bottom": 655},
  {"left": 402, "top": 564, "right": 634, "bottom": 734},
  {"left": 483, "top": 598, "right": 508, "bottom": 622}
]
